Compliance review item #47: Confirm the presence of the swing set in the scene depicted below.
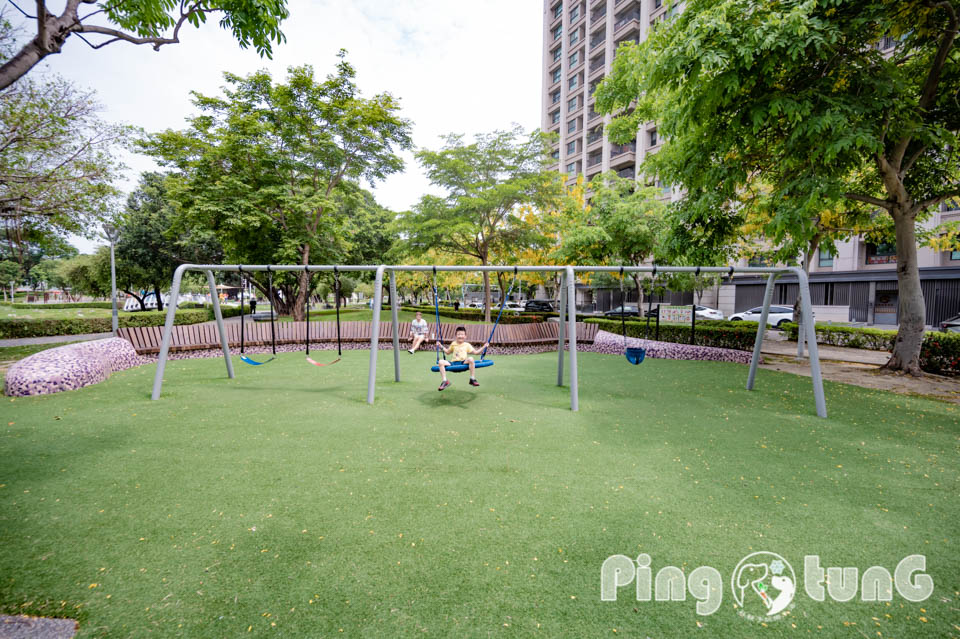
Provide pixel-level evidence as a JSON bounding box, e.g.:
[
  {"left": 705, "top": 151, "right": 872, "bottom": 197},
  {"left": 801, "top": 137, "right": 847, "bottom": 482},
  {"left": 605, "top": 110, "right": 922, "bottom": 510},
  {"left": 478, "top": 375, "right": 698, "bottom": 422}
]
[{"left": 149, "top": 263, "right": 828, "bottom": 419}]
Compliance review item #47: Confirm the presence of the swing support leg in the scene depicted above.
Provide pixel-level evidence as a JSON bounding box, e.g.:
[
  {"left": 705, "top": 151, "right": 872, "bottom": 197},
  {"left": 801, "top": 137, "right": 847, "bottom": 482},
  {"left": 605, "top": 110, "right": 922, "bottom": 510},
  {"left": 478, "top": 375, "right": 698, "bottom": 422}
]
[
  {"left": 566, "top": 266, "right": 579, "bottom": 411},
  {"left": 367, "top": 265, "right": 385, "bottom": 405},
  {"left": 389, "top": 270, "right": 401, "bottom": 382},
  {"left": 557, "top": 272, "right": 566, "bottom": 386}
]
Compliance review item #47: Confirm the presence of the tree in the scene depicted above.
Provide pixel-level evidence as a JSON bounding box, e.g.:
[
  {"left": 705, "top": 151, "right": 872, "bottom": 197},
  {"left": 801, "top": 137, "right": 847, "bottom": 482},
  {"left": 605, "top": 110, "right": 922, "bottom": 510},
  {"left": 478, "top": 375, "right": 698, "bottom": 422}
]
[
  {"left": 599, "top": 0, "right": 960, "bottom": 374},
  {"left": 0, "top": 0, "right": 288, "bottom": 90},
  {"left": 57, "top": 252, "right": 107, "bottom": 298},
  {"left": 113, "top": 172, "right": 222, "bottom": 311},
  {"left": 144, "top": 56, "right": 412, "bottom": 319},
  {"left": 396, "top": 127, "right": 560, "bottom": 321},
  {"left": 0, "top": 259, "right": 20, "bottom": 288},
  {"left": 553, "top": 172, "right": 667, "bottom": 309},
  {"left": 0, "top": 73, "right": 129, "bottom": 268}
]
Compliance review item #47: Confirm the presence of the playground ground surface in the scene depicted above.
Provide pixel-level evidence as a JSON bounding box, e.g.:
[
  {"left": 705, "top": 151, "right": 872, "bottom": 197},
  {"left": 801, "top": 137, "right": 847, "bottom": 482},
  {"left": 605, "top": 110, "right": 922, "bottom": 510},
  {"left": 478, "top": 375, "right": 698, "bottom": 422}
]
[{"left": 1, "top": 351, "right": 957, "bottom": 637}]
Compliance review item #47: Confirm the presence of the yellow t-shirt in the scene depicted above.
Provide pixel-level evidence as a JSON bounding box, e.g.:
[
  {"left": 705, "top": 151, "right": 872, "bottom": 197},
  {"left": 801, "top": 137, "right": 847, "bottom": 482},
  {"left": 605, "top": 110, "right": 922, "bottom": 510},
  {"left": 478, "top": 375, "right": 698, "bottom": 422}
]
[{"left": 447, "top": 341, "right": 475, "bottom": 362}]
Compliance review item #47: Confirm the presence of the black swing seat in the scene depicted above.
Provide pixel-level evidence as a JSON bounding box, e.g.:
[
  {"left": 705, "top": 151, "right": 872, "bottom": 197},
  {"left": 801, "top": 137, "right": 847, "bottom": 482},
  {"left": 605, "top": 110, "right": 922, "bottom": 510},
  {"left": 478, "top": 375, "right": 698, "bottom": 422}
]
[{"left": 431, "top": 359, "right": 494, "bottom": 373}]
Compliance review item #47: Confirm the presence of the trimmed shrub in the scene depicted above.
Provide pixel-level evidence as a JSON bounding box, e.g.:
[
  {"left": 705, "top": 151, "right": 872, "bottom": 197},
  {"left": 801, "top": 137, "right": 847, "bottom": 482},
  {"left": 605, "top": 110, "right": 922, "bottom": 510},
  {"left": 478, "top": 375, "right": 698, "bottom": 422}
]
[
  {"left": 0, "top": 309, "right": 209, "bottom": 339},
  {"left": 7, "top": 301, "right": 115, "bottom": 309},
  {"left": 780, "top": 322, "right": 895, "bottom": 352},
  {"left": 585, "top": 318, "right": 758, "bottom": 352},
  {"left": 920, "top": 332, "right": 960, "bottom": 375},
  {"left": 781, "top": 322, "right": 960, "bottom": 375}
]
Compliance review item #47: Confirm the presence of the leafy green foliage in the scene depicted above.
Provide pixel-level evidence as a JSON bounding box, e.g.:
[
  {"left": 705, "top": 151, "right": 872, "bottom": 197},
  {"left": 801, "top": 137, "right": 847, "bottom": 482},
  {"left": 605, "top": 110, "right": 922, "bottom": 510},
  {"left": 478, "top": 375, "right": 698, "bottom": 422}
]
[
  {"left": 395, "top": 127, "right": 561, "bottom": 319},
  {"left": 598, "top": 0, "right": 960, "bottom": 372},
  {"left": 144, "top": 56, "right": 412, "bottom": 318},
  {"left": 0, "top": 0, "right": 289, "bottom": 89},
  {"left": 0, "top": 260, "right": 20, "bottom": 286}
]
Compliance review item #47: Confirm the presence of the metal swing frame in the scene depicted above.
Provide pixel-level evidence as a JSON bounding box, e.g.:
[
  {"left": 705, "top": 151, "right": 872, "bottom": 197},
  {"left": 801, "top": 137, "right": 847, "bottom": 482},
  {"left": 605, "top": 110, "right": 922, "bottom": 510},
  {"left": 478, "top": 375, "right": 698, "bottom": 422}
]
[{"left": 149, "top": 263, "right": 827, "bottom": 418}]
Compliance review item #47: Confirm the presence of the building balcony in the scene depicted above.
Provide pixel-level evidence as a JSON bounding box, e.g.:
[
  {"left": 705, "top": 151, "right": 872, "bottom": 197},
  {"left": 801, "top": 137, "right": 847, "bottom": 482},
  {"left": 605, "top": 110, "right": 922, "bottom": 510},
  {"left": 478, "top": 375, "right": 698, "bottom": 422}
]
[
  {"left": 587, "top": 135, "right": 604, "bottom": 151},
  {"left": 586, "top": 162, "right": 603, "bottom": 178},
  {"left": 590, "top": 0, "right": 605, "bottom": 9},
  {"left": 614, "top": 13, "right": 641, "bottom": 34},
  {"left": 591, "top": 6, "right": 607, "bottom": 22},
  {"left": 590, "top": 34, "right": 606, "bottom": 50}
]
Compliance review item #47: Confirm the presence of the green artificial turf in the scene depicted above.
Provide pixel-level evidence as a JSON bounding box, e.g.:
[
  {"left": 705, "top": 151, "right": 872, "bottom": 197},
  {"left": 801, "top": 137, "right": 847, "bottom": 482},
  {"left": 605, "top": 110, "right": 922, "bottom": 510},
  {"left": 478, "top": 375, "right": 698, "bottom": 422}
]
[{"left": 0, "top": 352, "right": 957, "bottom": 637}]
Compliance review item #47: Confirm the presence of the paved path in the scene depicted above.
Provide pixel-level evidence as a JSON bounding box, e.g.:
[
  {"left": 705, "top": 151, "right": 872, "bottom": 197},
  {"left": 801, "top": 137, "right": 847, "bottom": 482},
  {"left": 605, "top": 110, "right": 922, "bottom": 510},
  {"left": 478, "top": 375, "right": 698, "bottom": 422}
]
[
  {"left": 0, "top": 332, "right": 112, "bottom": 348},
  {"left": 761, "top": 338, "right": 889, "bottom": 365}
]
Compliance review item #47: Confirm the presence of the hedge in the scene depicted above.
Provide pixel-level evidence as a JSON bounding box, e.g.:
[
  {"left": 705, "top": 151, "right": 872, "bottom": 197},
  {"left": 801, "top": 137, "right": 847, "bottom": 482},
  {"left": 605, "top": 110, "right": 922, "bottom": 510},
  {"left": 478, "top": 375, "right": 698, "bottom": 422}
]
[
  {"left": 780, "top": 322, "right": 895, "bottom": 352},
  {"left": 0, "top": 309, "right": 209, "bottom": 339},
  {"left": 781, "top": 322, "right": 960, "bottom": 375},
  {"left": 585, "top": 318, "right": 759, "bottom": 352},
  {"left": 6, "top": 301, "right": 114, "bottom": 310},
  {"left": 400, "top": 306, "right": 546, "bottom": 324}
]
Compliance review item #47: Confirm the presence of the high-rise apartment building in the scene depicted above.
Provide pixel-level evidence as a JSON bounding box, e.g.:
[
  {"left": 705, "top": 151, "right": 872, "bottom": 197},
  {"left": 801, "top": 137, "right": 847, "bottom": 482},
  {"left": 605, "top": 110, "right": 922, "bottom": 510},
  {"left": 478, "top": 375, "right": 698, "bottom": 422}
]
[{"left": 541, "top": 0, "right": 677, "bottom": 195}]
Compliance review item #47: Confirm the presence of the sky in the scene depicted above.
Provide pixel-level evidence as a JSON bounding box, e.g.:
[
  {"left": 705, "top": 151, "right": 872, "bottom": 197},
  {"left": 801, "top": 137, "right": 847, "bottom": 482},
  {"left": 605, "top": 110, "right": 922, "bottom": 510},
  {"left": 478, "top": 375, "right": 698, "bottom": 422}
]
[{"left": 21, "top": 0, "right": 544, "bottom": 253}]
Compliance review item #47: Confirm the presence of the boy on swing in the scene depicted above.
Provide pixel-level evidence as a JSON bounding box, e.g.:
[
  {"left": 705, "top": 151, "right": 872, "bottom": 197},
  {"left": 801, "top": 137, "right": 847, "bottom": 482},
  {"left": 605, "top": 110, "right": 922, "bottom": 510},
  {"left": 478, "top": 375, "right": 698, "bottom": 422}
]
[{"left": 436, "top": 326, "right": 489, "bottom": 391}]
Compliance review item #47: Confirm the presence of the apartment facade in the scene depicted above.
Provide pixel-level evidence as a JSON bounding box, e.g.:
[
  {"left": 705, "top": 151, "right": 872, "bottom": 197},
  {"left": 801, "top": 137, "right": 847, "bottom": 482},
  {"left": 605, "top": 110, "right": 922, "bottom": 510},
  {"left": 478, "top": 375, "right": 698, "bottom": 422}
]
[{"left": 541, "top": 0, "right": 676, "bottom": 194}]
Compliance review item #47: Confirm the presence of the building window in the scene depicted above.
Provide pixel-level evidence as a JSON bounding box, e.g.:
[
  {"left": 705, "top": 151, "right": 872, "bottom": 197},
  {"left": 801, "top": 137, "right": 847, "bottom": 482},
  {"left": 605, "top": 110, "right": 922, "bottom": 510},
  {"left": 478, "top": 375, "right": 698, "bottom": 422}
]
[
  {"left": 570, "top": 5, "right": 580, "bottom": 21},
  {"left": 748, "top": 255, "right": 772, "bottom": 267},
  {"left": 567, "top": 162, "right": 578, "bottom": 173},
  {"left": 570, "top": 29, "right": 580, "bottom": 45},
  {"left": 552, "top": 149, "right": 560, "bottom": 160},
  {"left": 865, "top": 242, "right": 896, "bottom": 265},
  {"left": 553, "top": 25, "right": 563, "bottom": 41},
  {"left": 951, "top": 250, "right": 960, "bottom": 261},
  {"left": 654, "top": 0, "right": 663, "bottom": 7},
  {"left": 569, "top": 74, "right": 579, "bottom": 90},
  {"left": 569, "top": 50, "right": 580, "bottom": 66},
  {"left": 553, "top": 3, "right": 563, "bottom": 19},
  {"left": 568, "top": 96, "right": 579, "bottom": 111},
  {"left": 552, "top": 47, "right": 562, "bottom": 63},
  {"left": 648, "top": 128, "right": 658, "bottom": 147},
  {"left": 551, "top": 90, "right": 561, "bottom": 104},
  {"left": 567, "top": 141, "right": 577, "bottom": 154},
  {"left": 550, "top": 110, "right": 560, "bottom": 124},
  {"left": 818, "top": 248, "right": 834, "bottom": 267},
  {"left": 552, "top": 68, "right": 562, "bottom": 84},
  {"left": 567, "top": 119, "right": 579, "bottom": 134}
]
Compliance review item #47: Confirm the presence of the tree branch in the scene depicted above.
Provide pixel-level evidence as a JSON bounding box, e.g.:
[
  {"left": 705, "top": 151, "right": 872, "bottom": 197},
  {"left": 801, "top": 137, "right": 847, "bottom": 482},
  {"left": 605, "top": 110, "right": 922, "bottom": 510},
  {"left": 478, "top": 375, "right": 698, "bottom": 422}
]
[
  {"left": 844, "top": 192, "right": 891, "bottom": 209},
  {"left": 915, "top": 188, "right": 960, "bottom": 213}
]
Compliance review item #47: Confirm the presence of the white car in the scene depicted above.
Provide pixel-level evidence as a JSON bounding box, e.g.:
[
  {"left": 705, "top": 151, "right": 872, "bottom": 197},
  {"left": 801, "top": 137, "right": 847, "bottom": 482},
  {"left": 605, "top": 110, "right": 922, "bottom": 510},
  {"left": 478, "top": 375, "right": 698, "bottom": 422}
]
[
  {"left": 728, "top": 305, "right": 805, "bottom": 328},
  {"left": 503, "top": 301, "right": 524, "bottom": 312},
  {"left": 694, "top": 305, "right": 724, "bottom": 320}
]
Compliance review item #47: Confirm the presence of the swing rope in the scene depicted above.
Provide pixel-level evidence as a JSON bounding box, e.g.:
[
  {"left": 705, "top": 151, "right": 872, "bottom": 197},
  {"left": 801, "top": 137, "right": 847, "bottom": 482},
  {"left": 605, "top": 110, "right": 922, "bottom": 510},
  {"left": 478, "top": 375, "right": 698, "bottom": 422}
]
[
  {"left": 480, "top": 267, "right": 518, "bottom": 360},
  {"left": 433, "top": 266, "right": 442, "bottom": 365},
  {"left": 620, "top": 265, "right": 646, "bottom": 365},
  {"left": 305, "top": 267, "right": 342, "bottom": 367},
  {"left": 238, "top": 265, "right": 276, "bottom": 366}
]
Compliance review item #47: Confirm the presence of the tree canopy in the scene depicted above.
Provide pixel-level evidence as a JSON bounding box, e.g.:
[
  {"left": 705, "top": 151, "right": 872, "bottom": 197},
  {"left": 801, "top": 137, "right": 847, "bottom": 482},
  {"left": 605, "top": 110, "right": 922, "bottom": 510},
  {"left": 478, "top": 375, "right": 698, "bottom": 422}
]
[
  {"left": 143, "top": 56, "right": 412, "bottom": 318},
  {"left": 395, "top": 127, "right": 561, "bottom": 320},
  {"left": 0, "top": 0, "right": 289, "bottom": 90},
  {"left": 598, "top": 0, "right": 960, "bottom": 374}
]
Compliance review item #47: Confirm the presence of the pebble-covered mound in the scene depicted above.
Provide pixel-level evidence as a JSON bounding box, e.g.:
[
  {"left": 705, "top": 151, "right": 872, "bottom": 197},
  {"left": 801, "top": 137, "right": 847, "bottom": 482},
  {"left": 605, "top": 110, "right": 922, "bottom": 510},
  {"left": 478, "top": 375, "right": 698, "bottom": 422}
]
[
  {"left": 590, "top": 330, "right": 755, "bottom": 364},
  {"left": 4, "top": 338, "right": 145, "bottom": 397}
]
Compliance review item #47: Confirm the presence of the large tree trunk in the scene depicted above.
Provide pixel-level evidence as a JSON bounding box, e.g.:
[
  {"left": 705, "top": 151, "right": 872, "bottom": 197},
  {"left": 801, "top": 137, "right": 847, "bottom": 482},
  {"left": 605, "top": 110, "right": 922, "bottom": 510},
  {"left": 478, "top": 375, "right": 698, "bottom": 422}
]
[
  {"left": 153, "top": 284, "right": 164, "bottom": 312},
  {"left": 884, "top": 209, "right": 925, "bottom": 375},
  {"left": 292, "top": 245, "right": 311, "bottom": 321}
]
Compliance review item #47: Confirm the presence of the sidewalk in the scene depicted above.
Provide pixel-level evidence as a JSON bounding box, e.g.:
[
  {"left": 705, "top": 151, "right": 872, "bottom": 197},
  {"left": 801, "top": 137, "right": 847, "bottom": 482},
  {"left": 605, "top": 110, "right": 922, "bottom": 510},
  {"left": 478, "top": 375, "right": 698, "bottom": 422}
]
[
  {"left": 760, "top": 338, "right": 889, "bottom": 365},
  {"left": 0, "top": 332, "right": 112, "bottom": 348}
]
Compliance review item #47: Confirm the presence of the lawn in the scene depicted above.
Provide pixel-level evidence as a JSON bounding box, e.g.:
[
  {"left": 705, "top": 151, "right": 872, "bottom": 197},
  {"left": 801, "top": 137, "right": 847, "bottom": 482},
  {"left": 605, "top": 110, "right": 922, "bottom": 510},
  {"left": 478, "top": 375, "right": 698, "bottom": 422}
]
[
  {"left": 0, "top": 352, "right": 957, "bottom": 637},
  {"left": 0, "top": 305, "right": 116, "bottom": 320}
]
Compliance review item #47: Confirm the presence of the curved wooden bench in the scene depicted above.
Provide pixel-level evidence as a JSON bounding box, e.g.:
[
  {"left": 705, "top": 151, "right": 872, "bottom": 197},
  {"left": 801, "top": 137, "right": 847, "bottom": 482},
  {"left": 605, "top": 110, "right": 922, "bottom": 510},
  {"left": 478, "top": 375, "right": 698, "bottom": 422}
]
[{"left": 119, "top": 321, "right": 599, "bottom": 355}]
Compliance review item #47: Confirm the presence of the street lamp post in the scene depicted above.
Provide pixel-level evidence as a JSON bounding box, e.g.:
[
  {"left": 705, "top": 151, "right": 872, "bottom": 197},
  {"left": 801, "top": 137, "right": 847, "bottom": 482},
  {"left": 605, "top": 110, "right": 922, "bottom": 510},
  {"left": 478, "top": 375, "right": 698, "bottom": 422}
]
[{"left": 103, "top": 223, "right": 119, "bottom": 336}]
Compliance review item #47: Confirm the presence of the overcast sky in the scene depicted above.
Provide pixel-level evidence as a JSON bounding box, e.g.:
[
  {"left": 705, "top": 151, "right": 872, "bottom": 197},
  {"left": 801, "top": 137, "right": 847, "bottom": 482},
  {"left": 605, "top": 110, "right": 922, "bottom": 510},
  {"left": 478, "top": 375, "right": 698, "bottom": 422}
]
[{"left": 24, "top": 0, "right": 543, "bottom": 252}]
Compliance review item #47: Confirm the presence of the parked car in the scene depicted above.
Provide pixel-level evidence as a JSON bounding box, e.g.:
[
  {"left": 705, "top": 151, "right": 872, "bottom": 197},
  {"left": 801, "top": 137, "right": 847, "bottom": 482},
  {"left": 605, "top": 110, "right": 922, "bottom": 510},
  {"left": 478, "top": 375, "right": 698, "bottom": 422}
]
[
  {"left": 503, "top": 301, "right": 524, "bottom": 312},
  {"left": 604, "top": 305, "right": 640, "bottom": 317},
  {"left": 466, "top": 301, "right": 483, "bottom": 309},
  {"left": 694, "top": 305, "right": 724, "bottom": 320},
  {"left": 524, "top": 300, "right": 555, "bottom": 312},
  {"left": 728, "top": 305, "right": 805, "bottom": 327},
  {"left": 941, "top": 313, "right": 960, "bottom": 332}
]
